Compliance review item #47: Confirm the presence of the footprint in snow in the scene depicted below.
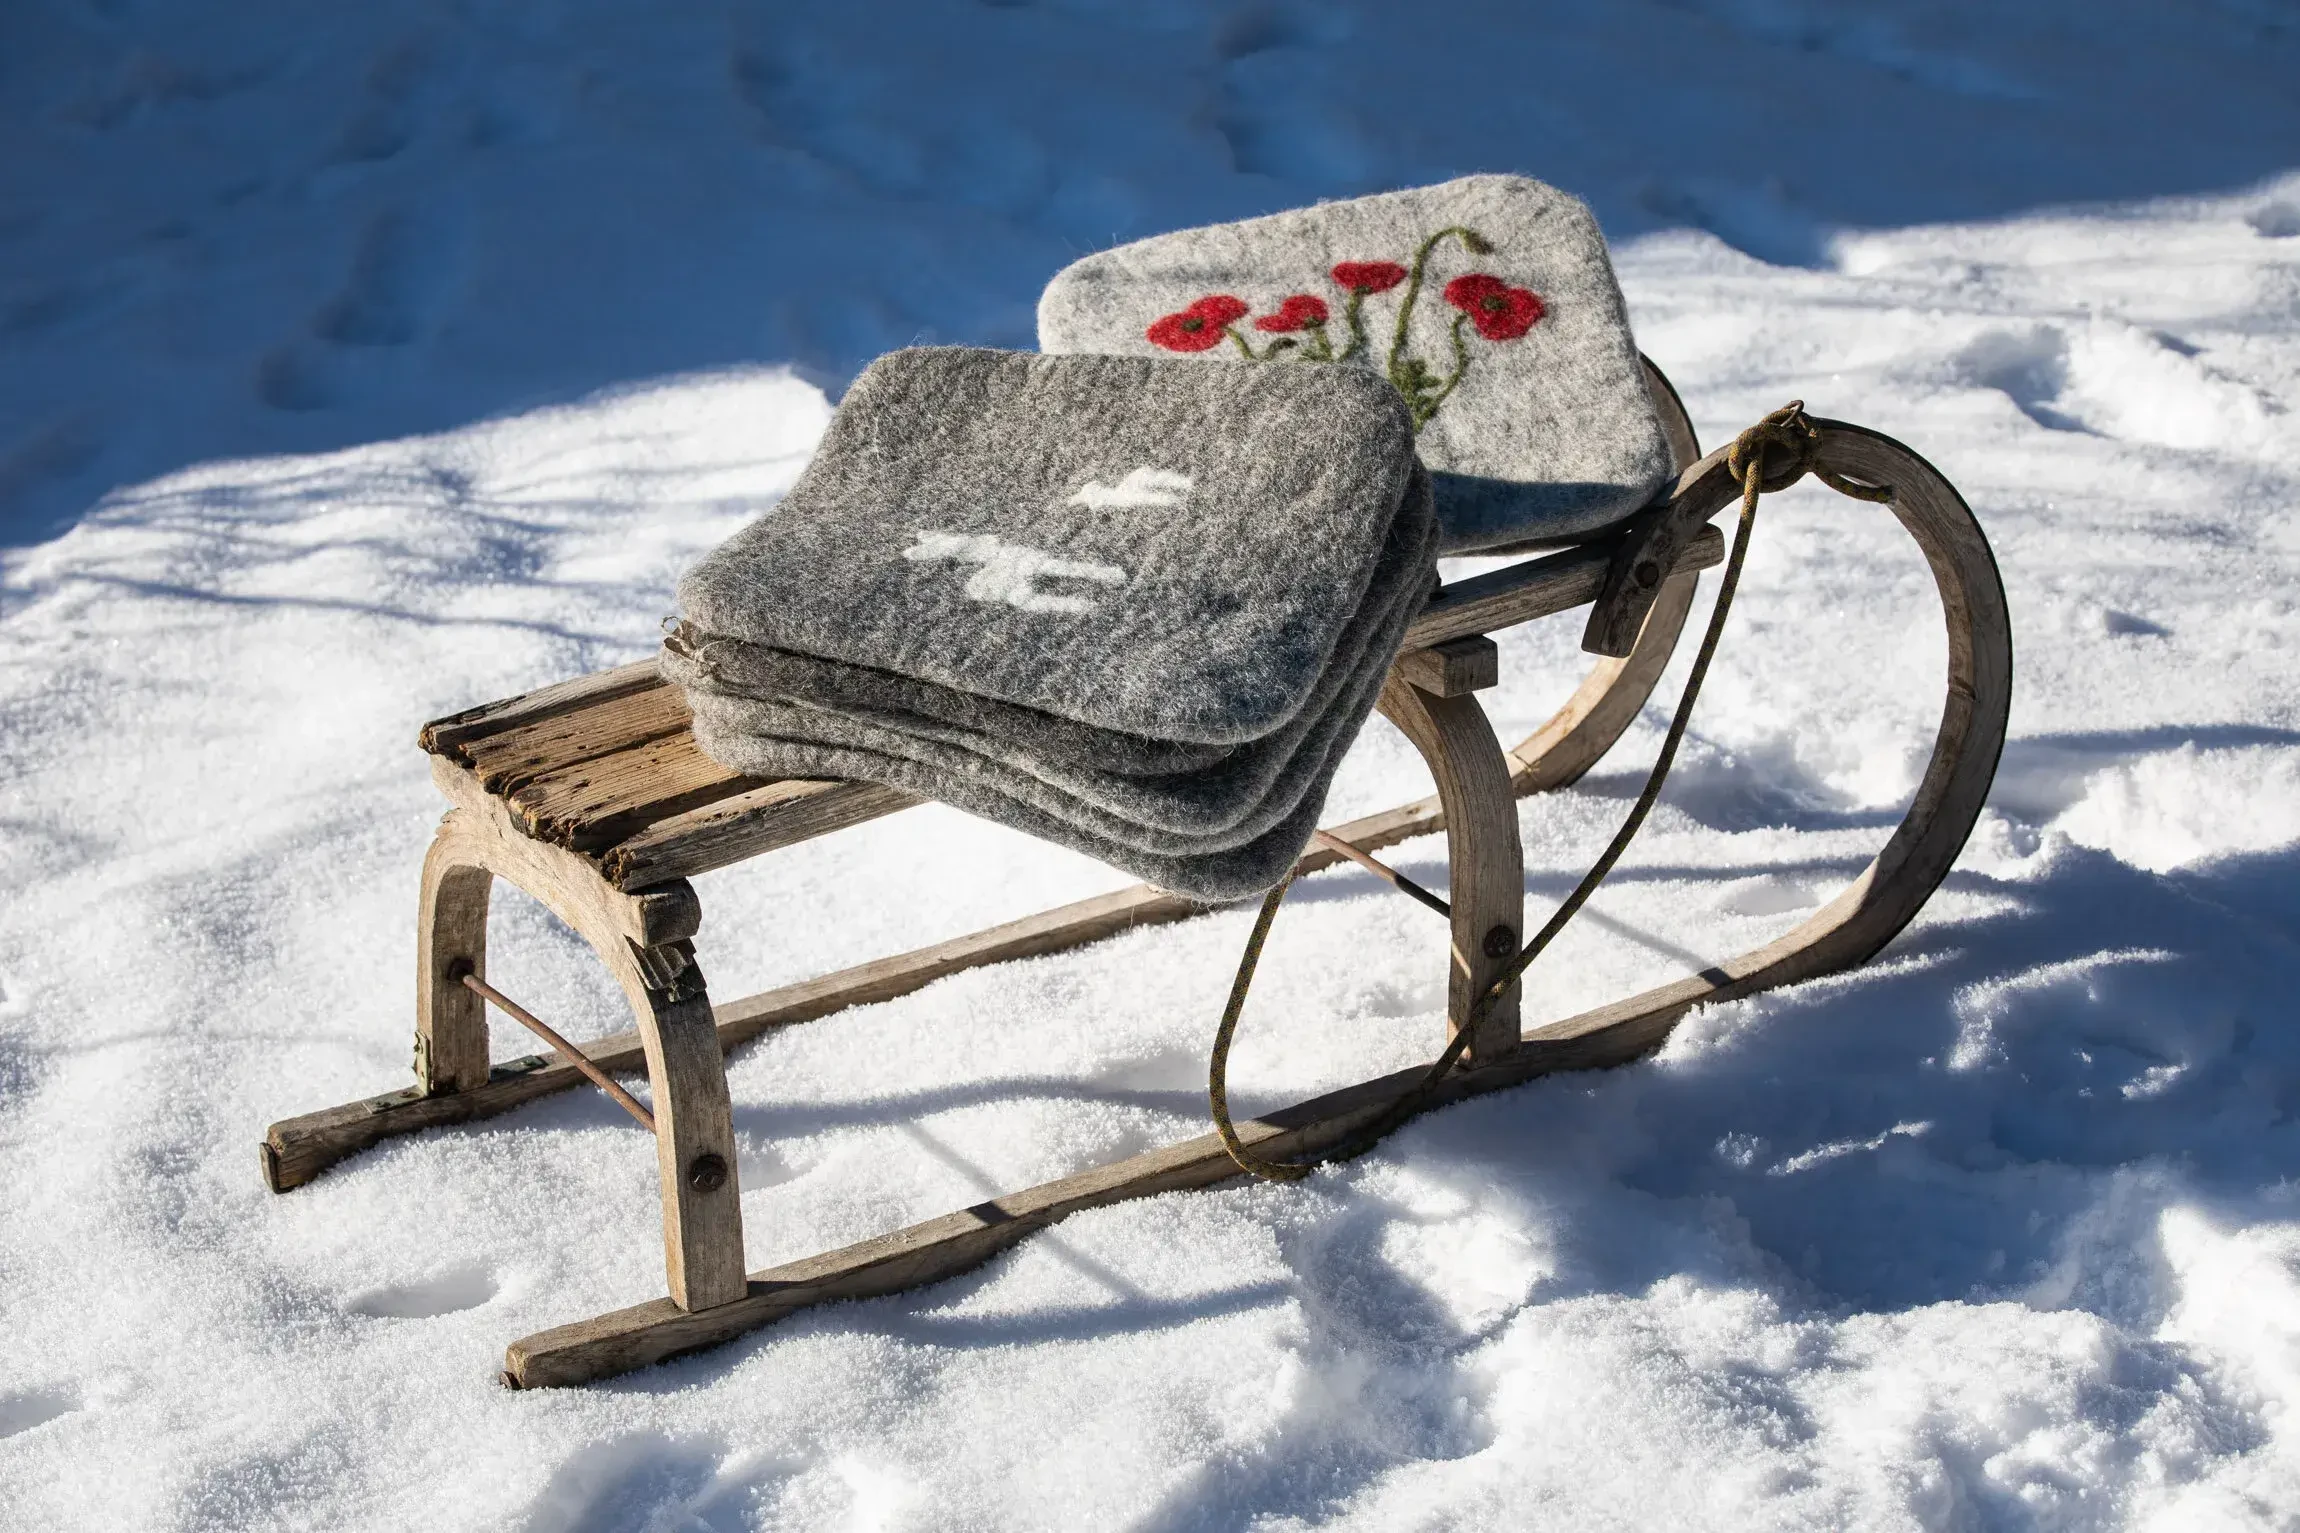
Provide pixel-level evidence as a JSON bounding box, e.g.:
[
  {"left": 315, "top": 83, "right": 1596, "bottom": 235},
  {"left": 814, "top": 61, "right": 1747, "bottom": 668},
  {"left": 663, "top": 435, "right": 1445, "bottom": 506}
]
[
  {"left": 344, "top": 1263, "right": 499, "bottom": 1319},
  {"left": 0, "top": 1386, "right": 81, "bottom": 1440}
]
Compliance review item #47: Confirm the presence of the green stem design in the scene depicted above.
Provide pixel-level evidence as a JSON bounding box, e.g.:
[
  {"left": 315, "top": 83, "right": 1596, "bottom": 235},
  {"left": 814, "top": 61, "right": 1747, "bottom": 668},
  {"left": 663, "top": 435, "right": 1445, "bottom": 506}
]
[
  {"left": 1384, "top": 224, "right": 1490, "bottom": 410},
  {"left": 1409, "top": 312, "right": 1473, "bottom": 429},
  {"left": 1337, "top": 290, "right": 1370, "bottom": 363},
  {"left": 1226, "top": 328, "right": 1299, "bottom": 361},
  {"left": 1189, "top": 223, "right": 1498, "bottom": 432}
]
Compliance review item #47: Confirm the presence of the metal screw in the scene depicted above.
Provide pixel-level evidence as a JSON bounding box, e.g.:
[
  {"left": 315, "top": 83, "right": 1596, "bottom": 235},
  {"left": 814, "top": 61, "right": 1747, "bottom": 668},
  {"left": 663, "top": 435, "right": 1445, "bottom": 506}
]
[
  {"left": 1632, "top": 559, "right": 1661, "bottom": 590},
  {"left": 1482, "top": 924, "right": 1516, "bottom": 959},
  {"left": 687, "top": 1153, "right": 729, "bottom": 1193}
]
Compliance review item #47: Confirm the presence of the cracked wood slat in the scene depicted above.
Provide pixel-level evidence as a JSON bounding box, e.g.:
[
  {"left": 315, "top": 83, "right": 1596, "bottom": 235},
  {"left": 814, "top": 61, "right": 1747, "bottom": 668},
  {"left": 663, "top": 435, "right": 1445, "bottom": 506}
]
[
  {"left": 421, "top": 660, "right": 666, "bottom": 759},
  {"left": 505, "top": 732, "right": 761, "bottom": 852},
  {"left": 459, "top": 683, "right": 695, "bottom": 795},
  {"left": 604, "top": 777, "right": 920, "bottom": 888}
]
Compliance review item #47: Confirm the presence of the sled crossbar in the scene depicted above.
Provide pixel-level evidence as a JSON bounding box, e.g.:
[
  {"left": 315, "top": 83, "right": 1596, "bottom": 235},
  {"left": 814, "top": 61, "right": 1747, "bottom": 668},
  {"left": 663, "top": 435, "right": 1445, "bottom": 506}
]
[{"left": 261, "top": 366, "right": 2012, "bottom": 1391}]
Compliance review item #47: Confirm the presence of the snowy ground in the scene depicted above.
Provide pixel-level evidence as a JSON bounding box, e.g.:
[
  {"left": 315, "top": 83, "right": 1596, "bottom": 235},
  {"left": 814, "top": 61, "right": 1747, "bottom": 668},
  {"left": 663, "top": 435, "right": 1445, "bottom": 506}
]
[{"left": 6, "top": 5, "right": 2300, "bottom": 1531}]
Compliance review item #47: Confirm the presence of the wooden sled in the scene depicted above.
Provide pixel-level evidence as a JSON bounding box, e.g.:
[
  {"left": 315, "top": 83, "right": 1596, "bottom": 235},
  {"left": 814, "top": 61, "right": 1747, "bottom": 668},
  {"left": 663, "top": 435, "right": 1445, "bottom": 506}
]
[{"left": 261, "top": 364, "right": 2011, "bottom": 1388}]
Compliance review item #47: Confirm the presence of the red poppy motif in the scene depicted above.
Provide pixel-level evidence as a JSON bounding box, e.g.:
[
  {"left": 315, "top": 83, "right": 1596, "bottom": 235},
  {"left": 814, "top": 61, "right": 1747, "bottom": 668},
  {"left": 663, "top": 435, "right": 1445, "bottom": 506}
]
[
  {"left": 1330, "top": 260, "right": 1409, "bottom": 295},
  {"left": 1146, "top": 294, "right": 1250, "bottom": 352},
  {"left": 1443, "top": 273, "right": 1544, "bottom": 341},
  {"left": 1253, "top": 294, "right": 1330, "bottom": 332},
  {"left": 1134, "top": 228, "right": 1532, "bottom": 430}
]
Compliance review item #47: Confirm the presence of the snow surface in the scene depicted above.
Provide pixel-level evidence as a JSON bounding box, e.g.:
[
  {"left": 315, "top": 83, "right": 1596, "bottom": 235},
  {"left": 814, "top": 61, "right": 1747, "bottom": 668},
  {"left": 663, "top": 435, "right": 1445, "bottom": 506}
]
[{"left": 5, "top": 4, "right": 2300, "bottom": 1530}]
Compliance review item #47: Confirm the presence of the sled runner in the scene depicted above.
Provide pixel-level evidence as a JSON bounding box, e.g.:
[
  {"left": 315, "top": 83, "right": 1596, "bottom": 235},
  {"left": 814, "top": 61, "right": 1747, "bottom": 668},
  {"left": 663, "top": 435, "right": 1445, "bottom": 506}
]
[{"left": 260, "top": 358, "right": 2011, "bottom": 1387}]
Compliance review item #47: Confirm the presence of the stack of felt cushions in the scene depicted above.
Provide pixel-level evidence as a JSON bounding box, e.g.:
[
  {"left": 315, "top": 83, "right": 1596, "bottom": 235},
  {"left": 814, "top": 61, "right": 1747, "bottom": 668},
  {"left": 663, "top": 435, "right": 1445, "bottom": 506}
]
[
  {"left": 663, "top": 175, "right": 1674, "bottom": 900},
  {"left": 663, "top": 346, "right": 1436, "bottom": 902}
]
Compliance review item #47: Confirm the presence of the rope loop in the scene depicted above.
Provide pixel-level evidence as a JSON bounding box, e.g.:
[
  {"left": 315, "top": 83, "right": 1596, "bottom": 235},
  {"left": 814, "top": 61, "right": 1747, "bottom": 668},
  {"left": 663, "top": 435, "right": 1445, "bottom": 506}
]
[
  {"left": 1208, "top": 403, "right": 1895, "bottom": 1181},
  {"left": 1728, "top": 401, "right": 1895, "bottom": 506}
]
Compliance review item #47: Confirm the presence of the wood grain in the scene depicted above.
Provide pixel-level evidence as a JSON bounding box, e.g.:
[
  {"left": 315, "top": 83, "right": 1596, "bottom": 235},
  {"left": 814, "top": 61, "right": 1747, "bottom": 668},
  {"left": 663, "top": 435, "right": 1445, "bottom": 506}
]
[
  {"left": 1392, "top": 635, "right": 1499, "bottom": 698},
  {"left": 1377, "top": 677, "right": 1524, "bottom": 1061},
  {"left": 504, "top": 732, "right": 759, "bottom": 852},
  {"left": 1406, "top": 523, "right": 1722, "bottom": 654},
  {"left": 603, "top": 778, "right": 919, "bottom": 889},
  {"left": 460, "top": 684, "right": 694, "bottom": 795},
  {"left": 414, "top": 828, "right": 493, "bottom": 1095},
  {"left": 421, "top": 661, "right": 665, "bottom": 759}
]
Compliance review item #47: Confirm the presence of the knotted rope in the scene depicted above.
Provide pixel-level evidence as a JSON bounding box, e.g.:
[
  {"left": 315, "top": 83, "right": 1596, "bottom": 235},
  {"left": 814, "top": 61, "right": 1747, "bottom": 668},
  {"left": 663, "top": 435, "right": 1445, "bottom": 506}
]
[{"left": 1209, "top": 403, "right": 1894, "bottom": 1180}]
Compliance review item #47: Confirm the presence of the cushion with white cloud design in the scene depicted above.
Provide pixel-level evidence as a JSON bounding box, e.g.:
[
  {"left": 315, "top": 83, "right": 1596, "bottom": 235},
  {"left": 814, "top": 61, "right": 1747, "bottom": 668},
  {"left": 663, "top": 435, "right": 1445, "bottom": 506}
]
[
  {"left": 1037, "top": 174, "right": 1673, "bottom": 553},
  {"left": 672, "top": 346, "right": 1425, "bottom": 746},
  {"left": 665, "top": 345, "right": 1436, "bottom": 898}
]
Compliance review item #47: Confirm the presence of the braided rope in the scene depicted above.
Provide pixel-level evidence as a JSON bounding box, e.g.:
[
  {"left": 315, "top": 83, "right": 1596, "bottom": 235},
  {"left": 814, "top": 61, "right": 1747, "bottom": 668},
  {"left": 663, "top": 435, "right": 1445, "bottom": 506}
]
[{"left": 1207, "top": 403, "right": 1893, "bottom": 1179}]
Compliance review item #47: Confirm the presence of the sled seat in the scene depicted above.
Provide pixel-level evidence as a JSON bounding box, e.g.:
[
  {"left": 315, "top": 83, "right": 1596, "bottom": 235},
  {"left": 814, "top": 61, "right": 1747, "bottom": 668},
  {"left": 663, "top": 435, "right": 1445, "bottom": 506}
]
[{"left": 414, "top": 522, "right": 1721, "bottom": 893}]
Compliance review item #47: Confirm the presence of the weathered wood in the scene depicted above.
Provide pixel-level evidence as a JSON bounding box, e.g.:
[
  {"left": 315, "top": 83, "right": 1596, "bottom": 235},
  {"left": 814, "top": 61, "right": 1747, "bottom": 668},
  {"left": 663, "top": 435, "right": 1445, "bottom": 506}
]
[
  {"left": 505, "top": 733, "right": 758, "bottom": 853},
  {"left": 1406, "top": 523, "right": 1723, "bottom": 654},
  {"left": 421, "top": 661, "right": 664, "bottom": 759},
  {"left": 1577, "top": 361, "right": 1714, "bottom": 659},
  {"left": 414, "top": 829, "right": 493, "bottom": 1095},
  {"left": 1377, "top": 678, "right": 1524, "bottom": 1062},
  {"left": 495, "top": 980, "right": 1703, "bottom": 1387},
  {"left": 501, "top": 416, "right": 2011, "bottom": 1389},
  {"left": 429, "top": 761, "right": 701, "bottom": 949},
  {"left": 622, "top": 951, "right": 748, "bottom": 1312},
  {"left": 260, "top": 795, "right": 1446, "bottom": 1192},
  {"left": 1582, "top": 449, "right": 1742, "bottom": 658},
  {"left": 1393, "top": 635, "right": 1499, "bottom": 698},
  {"left": 460, "top": 683, "right": 694, "bottom": 795},
  {"left": 1500, "top": 356, "right": 1703, "bottom": 794},
  {"left": 604, "top": 778, "right": 920, "bottom": 889}
]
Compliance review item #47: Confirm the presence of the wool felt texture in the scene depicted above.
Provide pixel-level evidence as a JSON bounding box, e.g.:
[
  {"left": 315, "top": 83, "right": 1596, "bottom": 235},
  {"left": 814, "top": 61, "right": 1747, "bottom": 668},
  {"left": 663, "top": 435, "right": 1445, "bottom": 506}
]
[
  {"left": 674, "top": 346, "right": 1421, "bottom": 745},
  {"left": 1036, "top": 173, "right": 1675, "bottom": 555},
  {"left": 663, "top": 630, "right": 1233, "bottom": 777},
  {"left": 664, "top": 346, "right": 1437, "bottom": 899},
  {"left": 665, "top": 473, "right": 1433, "bottom": 852},
  {"left": 666, "top": 462, "right": 1432, "bottom": 819},
  {"left": 680, "top": 714, "right": 1351, "bottom": 902}
]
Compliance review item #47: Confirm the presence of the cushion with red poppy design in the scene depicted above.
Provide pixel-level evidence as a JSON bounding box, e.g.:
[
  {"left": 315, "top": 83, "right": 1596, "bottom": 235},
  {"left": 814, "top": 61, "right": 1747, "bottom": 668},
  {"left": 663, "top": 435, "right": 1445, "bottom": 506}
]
[{"left": 1037, "top": 174, "right": 1673, "bottom": 554}]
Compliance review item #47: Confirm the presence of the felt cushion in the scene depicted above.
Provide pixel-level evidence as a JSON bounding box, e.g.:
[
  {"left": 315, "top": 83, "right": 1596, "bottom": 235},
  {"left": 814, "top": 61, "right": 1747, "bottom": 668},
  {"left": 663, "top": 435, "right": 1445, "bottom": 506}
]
[
  {"left": 666, "top": 466, "right": 1433, "bottom": 855},
  {"left": 676, "top": 347, "right": 1421, "bottom": 746},
  {"left": 1037, "top": 173, "right": 1673, "bottom": 553}
]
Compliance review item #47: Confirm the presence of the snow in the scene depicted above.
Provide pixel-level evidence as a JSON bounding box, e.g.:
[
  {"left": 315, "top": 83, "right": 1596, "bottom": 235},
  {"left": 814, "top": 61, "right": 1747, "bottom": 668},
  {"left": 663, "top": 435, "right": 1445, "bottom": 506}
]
[{"left": 5, "top": 3, "right": 2300, "bottom": 1529}]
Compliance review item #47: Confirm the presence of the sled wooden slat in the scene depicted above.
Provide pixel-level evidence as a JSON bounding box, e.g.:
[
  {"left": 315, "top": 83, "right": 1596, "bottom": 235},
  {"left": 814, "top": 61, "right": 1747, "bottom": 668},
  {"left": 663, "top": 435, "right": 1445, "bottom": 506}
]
[
  {"left": 404, "top": 524, "right": 1720, "bottom": 888},
  {"left": 459, "top": 682, "right": 693, "bottom": 795},
  {"left": 420, "top": 659, "right": 664, "bottom": 758},
  {"left": 604, "top": 778, "right": 920, "bottom": 888},
  {"left": 1405, "top": 523, "right": 1721, "bottom": 653},
  {"left": 505, "top": 732, "right": 760, "bottom": 852}
]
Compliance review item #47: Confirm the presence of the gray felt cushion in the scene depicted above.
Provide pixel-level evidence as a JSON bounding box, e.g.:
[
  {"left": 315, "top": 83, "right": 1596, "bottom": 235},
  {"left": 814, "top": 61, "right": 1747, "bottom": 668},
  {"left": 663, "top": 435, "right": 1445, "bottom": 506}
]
[
  {"left": 675, "top": 346, "right": 1420, "bottom": 745},
  {"left": 683, "top": 718, "right": 1352, "bottom": 902},
  {"left": 665, "top": 467, "right": 1434, "bottom": 853},
  {"left": 1036, "top": 174, "right": 1673, "bottom": 554}
]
